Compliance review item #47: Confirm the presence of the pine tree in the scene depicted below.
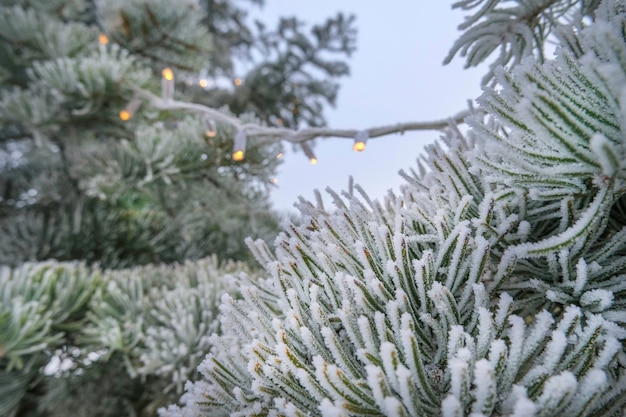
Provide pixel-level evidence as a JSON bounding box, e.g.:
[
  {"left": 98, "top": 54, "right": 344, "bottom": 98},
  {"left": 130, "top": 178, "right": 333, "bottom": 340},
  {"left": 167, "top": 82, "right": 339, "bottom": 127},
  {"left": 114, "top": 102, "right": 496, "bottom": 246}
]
[
  {"left": 162, "top": 1, "right": 626, "bottom": 416},
  {"left": 0, "top": 1, "right": 355, "bottom": 415}
]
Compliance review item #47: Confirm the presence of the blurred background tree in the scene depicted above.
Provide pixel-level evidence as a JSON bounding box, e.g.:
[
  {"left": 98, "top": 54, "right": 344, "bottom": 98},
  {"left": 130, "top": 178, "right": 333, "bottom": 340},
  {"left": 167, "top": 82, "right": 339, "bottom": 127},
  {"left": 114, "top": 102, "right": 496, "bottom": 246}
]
[
  {"left": 0, "top": 0, "right": 356, "bottom": 269},
  {"left": 0, "top": 0, "right": 355, "bottom": 415}
]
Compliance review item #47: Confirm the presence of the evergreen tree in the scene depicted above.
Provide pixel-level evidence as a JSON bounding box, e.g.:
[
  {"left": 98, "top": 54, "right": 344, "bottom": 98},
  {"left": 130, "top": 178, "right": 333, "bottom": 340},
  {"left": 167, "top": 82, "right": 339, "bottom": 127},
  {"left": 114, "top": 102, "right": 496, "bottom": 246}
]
[
  {"left": 162, "top": 1, "right": 626, "bottom": 416},
  {"left": 0, "top": 0, "right": 355, "bottom": 415},
  {"left": 0, "top": 0, "right": 355, "bottom": 268}
]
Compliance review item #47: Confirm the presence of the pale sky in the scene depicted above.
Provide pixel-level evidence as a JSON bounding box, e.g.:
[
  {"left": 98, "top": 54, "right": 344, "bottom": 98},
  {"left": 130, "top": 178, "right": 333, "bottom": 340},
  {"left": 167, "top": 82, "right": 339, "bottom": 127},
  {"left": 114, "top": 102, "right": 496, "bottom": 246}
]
[{"left": 254, "top": 2, "right": 487, "bottom": 212}]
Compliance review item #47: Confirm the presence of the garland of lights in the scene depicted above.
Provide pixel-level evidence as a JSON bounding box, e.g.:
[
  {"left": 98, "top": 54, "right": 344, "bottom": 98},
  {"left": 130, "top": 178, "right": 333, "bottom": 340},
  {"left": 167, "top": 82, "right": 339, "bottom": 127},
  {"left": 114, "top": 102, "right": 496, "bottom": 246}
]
[{"left": 102, "top": 34, "right": 473, "bottom": 164}]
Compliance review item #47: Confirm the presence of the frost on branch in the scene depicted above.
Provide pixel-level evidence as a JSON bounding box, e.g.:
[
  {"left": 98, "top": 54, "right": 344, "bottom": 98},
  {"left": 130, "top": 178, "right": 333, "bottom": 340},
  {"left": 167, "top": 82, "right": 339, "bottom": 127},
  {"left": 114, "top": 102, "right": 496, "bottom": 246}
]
[
  {"left": 445, "top": 0, "right": 603, "bottom": 85},
  {"left": 164, "top": 1, "right": 626, "bottom": 415}
]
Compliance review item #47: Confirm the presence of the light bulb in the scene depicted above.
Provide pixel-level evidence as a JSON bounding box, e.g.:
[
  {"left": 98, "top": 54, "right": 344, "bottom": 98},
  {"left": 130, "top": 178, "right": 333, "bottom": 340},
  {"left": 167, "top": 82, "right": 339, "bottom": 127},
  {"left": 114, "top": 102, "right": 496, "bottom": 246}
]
[
  {"left": 98, "top": 34, "right": 109, "bottom": 45},
  {"left": 301, "top": 142, "right": 317, "bottom": 164},
  {"left": 353, "top": 141, "right": 366, "bottom": 152},
  {"left": 276, "top": 152, "right": 283, "bottom": 159},
  {"left": 232, "top": 150, "right": 245, "bottom": 161},
  {"left": 353, "top": 131, "right": 369, "bottom": 152},
  {"left": 119, "top": 97, "right": 142, "bottom": 121},
  {"left": 162, "top": 68, "right": 174, "bottom": 81},
  {"left": 199, "top": 79, "right": 208, "bottom": 88},
  {"left": 205, "top": 129, "right": 217, "bottom": 138},
  {"left": 234, "top": 77, "right": 242, "bottom": 86},
  {"left": 232, "top": 130, "right": 247, "bottom": 161}
]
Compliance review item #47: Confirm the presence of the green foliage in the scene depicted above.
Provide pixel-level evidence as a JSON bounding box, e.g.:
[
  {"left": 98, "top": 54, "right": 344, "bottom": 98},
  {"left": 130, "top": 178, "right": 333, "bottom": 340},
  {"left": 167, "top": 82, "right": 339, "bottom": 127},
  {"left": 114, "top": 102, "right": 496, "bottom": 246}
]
[
  {"left": 0, "top": 0, "right": 355, "bottom": 415},
  {"left": 0, "top": 261, "right": 100, "bottom": 416},
  {"left": 0, "top": 0, "right": 355, "bottom": 268},
  {"left": 163, "top": 2, "right": 626, "bottom": 416},
  {"left": 0, "top": 257, "right": 253, "bottom": 417}
]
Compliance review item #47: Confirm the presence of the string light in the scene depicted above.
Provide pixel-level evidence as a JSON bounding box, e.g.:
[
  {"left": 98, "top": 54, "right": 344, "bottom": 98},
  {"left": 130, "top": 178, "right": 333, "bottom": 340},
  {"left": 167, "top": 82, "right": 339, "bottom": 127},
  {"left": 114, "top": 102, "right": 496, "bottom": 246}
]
[
  {"left": 270, "top": 178, "right": 278, "bottom": 184},
  {"left": 205, "top": 119, "right": 217, "bottom": 139},
  {"left": 119, "top": 110, "right": 131, "bottom": 121},
  {"left": 119, "top": 97, "right": 142, "bottom": 121},
  {"left": 353, "top": 130, "right": 368, "bottom": 152},
  {"left": 111, "top": 63, "right": 474, "bottom": 176},
  {"left": 98, "top": 34, "right": 109, "bottom": 45},
  {"left": 301, "top": 142, "right": 317, "bottom": 165},
  {"left": 161, "top": 68, "right": 175, "bottom": 101},
  {"left": 232, "top": 130, "right": 247, "bottom": 161},
  {"left": 162, "top": 68, "right": 174, "bottom": 81}
]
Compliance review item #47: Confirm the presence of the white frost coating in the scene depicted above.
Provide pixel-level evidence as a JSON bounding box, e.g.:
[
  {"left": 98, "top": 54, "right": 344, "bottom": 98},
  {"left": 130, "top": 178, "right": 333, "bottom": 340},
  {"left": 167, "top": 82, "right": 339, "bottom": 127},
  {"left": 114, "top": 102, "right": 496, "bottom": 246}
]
[
  {"left": 428, "top": 282, "right": 456, "bottom": 324},
  {"left": 383, "top": 396, "right": 406, "bottom": 417},
  {"left": 509, "top": 386, "right": 537, "bottom": 417},
  {"left": 536, "top": 372, "right": 577, "bottom": 412},
  {"left": 517, "top": 220, "right": 530, "bottom": 240},
  {"left": 318, "top": 398, "right": 349, "bottom": 417},
  {"left": 441, "top": 395, "right": 462, "bottom": 417},
  {"left": 580, "top": 289, "right": 614, "bottom": 312},
  {"left": 573, "top": 258, "right": 589, "bottom": 297},
  {"left": 380, "top": 342, "right": 400, "bottom": 392},
  {"left": 522, "top": 330, "right": 567, "bottom": 386},
  {"left": 449, "top": 348, "right": 471, "bottom": 401},
  {"left": 448, "top": 326, "right": 475, "bottom": 365},
  {"left": 475, "top": 308, "right": 494, "bottom": 358},
  {"left": 395, "top": 364, "right": 415, "bottom": 414},
  {"left": 412, "top": 255, "right": 431, "bottom": 314},
  {"left": 488, "top": 339, "right": 507, "bottom": 373},
  {"left": 365, "top": 365, "right": 387, "bottom": 411},
  {"left": 589, "top": 133, "right": 620, "bottom": 177},
  {"left": 312, "top": 356, "right": 340, "bottom": 401},
  {"left": 503, "top": 316, "right": 525, "bottom": 388},
  {"left": 503, "top": 186, "right": 610, "bottom": 259},
  {"left": 357, "top": 315, "right": 378, "bottom": 358},
  {"left": 521, "top": 311, "right": 554, "bottom": 363},
  {"left": 555, "top": 306, "right": 582, "bottom": 336},
  {"left": 321, "top": 326, "right": 349, "bottom": 372},
  {"left": 593, "top": 336, "right": 621, "bottom": 370},
  {"left": 471, "top": 359, "right": 495, "bottom": 416},
  {"left": 566, "top": 369, "right": 606, "bottom": 413},
  {"left": 462, "top": 236, "right": 489, "bottom": 307}
]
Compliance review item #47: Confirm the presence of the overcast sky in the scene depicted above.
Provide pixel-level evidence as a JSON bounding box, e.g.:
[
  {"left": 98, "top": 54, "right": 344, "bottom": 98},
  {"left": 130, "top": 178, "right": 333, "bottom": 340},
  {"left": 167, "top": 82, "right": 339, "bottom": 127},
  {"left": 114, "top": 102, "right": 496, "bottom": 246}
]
[{"left": 253, "top": 2, "right": 487, "bottom": 212}]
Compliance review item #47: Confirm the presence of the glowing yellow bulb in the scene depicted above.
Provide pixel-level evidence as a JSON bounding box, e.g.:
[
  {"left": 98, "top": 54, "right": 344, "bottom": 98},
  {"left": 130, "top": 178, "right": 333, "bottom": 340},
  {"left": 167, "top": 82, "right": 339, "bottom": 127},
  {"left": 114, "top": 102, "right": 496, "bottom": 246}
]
[
  {"left": 205, "top": 129, "right": 217, "bottom": 138},
  {"left": 98, "top": 33, "right": 109, "bottom": 45},
  {"left": 234, "top": 77, "right": 242, "bottom": 86},
  {"left": 199, "top": 79, "right": 208, "bottom": 88},
  {"left": 232, "top": 150, "right": 245, "bottom": 161},
  {"left": 162, "top": 68, "right": 174, "bottom": 81},
  {"left": 119, "top": 110, "right": 131, "bottom": 121},
  {"left": 276, "top": 152, "right": 283, "bottom": 159},
  {"left": 353, "top": 141, "right": 366, "bottom": 152},
  {"left": 310, "top": 157, "right": 318, "bottom": 165}
]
